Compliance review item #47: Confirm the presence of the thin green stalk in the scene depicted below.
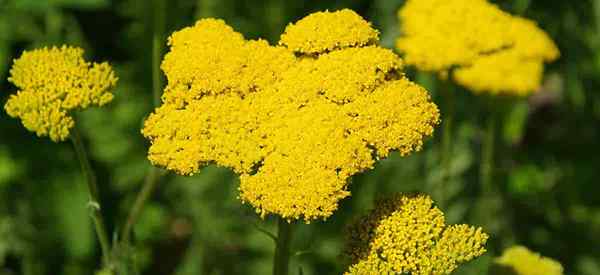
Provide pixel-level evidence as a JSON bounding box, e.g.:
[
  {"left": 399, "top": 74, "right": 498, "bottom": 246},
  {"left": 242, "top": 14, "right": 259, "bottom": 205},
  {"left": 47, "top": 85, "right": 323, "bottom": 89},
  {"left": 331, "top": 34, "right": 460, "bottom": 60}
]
[
  {"left": 152, "top": 0, "right": 166, "bottom": 107},
  {"left": 70, "top": 124, "right": 112, "bottom": 266},
  {"left": 273, "top": 218, "right": 293, "bottom": 275},
  {"left": 121, "top": 167, "right": 159, "bottom": 244},
  {"left": 438, "top": 82, "right": 455, "bottom": 207},
  {"left": 120, "top": 0, "right": 166, "bottom": 245},
  {"left": 480, "top": 110, "right": 496, "bottom": 195}
]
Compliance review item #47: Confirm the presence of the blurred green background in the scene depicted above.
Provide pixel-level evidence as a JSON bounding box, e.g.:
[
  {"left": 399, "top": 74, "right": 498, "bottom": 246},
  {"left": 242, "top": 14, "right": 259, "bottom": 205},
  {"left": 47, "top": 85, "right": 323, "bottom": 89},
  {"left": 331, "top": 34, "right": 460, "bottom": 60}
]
[{"left": 1, "top": 0, "right": 599, "bottom": 274}]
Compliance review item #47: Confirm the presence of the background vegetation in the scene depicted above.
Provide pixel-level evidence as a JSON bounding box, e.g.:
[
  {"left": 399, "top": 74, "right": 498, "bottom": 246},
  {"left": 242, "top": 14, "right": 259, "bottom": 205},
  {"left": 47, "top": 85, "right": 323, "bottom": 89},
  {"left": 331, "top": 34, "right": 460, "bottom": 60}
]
[{"left": 0, "top": 0, "right": 599, "bottom": 274}]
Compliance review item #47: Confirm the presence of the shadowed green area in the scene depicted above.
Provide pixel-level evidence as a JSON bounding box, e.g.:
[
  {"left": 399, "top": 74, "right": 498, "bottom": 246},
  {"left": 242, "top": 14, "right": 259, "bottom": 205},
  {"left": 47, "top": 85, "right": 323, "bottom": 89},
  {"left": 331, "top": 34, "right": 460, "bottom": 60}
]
[{"left": 1, "top": 0, "right": 599, "bottom": 274}]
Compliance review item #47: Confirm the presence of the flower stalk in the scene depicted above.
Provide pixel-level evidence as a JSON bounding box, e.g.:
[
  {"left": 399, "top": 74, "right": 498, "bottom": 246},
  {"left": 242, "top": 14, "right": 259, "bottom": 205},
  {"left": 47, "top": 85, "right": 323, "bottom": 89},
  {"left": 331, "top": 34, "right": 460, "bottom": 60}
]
[
  {"left": 70, "top": 124, "right": 112, "bottom": 266},
  {"left": 151, "top": 0, "right": 166, "bottom": 107},
  {"left": 273, "top": 218, "right": 293, "bottom": 275},
  {"left": 480, "top": 109, "right": 496, "bottom": 194},
  {"left": 121, "top": 167, "right": 159, "bottom": 244},
  {"left": 438, "top": 81, "right": 454, "bottom": 207},
  {"left": 121, "top": 0, "right": 166, "bottom": 245}
]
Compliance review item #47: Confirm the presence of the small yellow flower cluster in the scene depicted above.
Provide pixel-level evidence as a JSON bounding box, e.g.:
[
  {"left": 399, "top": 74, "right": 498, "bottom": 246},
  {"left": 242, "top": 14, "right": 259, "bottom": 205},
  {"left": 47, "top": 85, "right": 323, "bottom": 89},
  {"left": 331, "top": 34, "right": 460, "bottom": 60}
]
[
  {"left": 279, "top": 9, "right": 379, "bottom": 54},
  {"left": 494, "top": 246, "right": 564, "bottom": 275},
  {"left": 397, "top": 0, "right": 559, "bottom": 96},
  {"left": 142, "top": 10, "right": 440, "bottom": 222},
  {"left": 4, "top": 46, "right": 117, "bottom": 142},
  {"left": 344, "top": 194, "right": 488, "bottom": 274}
]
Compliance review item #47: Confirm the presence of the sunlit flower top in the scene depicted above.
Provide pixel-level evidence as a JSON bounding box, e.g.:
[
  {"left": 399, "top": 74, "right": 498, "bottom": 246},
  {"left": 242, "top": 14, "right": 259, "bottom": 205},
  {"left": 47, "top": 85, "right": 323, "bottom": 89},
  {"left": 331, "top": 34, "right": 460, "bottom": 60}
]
[
  {"left": 344, "top": 194, "right": 488, "bottom": 274},
  {"left": 141, "top": 10, "right": 440, "bottom": 222},
  {"left": 493, "top": 246, "right": 564, "bottom": 275},
  {"left": 396, "top": 0, "right": 559, "bottom": 96},
  {"left": 4, "top": 46, "right": 117, "bottom": 142}
]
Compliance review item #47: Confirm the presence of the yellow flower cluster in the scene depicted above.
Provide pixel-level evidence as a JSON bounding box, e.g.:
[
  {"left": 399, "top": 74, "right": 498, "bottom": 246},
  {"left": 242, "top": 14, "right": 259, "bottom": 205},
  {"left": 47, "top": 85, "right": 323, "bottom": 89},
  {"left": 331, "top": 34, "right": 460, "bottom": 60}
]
[
  {"left": 397, "top": 0, "right": 559, "bottom": 96},
  {"left": 4, "top": 46, "right": 117, "bottom": 142},
  {"left": 494, "top": 246, "right": 564, "bottom": 275},
  {"left": 344, "top": 194, "right": 488, "bottom": 274},
  {"left": 279, "top": 9, "right": 379, "bottom": 54},
  {"left": 142, "top": 10, "right": 440, "bottom": 221}
]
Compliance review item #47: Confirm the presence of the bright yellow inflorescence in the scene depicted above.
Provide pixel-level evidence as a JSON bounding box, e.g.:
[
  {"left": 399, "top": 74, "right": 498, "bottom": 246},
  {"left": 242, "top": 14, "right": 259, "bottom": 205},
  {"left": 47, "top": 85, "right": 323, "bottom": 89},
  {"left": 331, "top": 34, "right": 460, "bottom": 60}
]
[
  {"left": 279, "top": 9, "right": 379, "bottom": 55},
  {"left": 4, "top": 46, "right": 117, "bottom": 142},
  {"left": 344, "top": 194, "right": 488, "bottom": 274},
  {"left": 396, "top": 0, "right": 559, "bottom": 96},
  {"left": 494, "top": 246, "right": 564, "bottom": 275},
  {"left": 142, "top": 10, "right": 440, "bottom": 222}
]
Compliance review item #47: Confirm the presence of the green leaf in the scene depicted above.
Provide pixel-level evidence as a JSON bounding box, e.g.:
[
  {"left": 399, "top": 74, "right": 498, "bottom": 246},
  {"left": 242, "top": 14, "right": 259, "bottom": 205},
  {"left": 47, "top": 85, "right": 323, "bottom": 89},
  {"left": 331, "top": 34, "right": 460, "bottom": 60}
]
[
  {"left": 13, "top": 0, "right": 109, "bottom": 11},
  {"left": 51, "top": 0, "right": 109, "bottom": 9},
  {"left": 0, "top": 146, "right": 22, "bottom": 187},
  {"left": 503, "top": 101, "right": 529, "bottom": 145},
  {"left": 134, "top": 203, "right": 167, "bottom": 242},
  {"left": 513, "top": 0, "right": 531, "bottom": 14},
  {"left": 51, "top": 176, "right": 94, "bottom": 258}
]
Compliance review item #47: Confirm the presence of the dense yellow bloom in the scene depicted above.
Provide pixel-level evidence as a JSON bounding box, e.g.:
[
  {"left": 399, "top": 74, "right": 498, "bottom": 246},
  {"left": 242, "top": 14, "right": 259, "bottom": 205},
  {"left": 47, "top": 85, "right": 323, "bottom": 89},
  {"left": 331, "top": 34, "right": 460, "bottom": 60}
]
[
  {"left": 279, "top": 9, "right": 379, "bottom": 55},
  {"left": 344, "top": 194, "right": 488, "bottom": 274},
  {"left": 142, "top": 11, "right": 440, "bottom": 221},
  {"left": 396, "top": 0, "right": 559, "bottom": 96},
  {"left": 494, "top": 246, "right": 564, "bottom": 275},
  {"left": 4, "top": 46, "right": 117, "bottom": 142}
]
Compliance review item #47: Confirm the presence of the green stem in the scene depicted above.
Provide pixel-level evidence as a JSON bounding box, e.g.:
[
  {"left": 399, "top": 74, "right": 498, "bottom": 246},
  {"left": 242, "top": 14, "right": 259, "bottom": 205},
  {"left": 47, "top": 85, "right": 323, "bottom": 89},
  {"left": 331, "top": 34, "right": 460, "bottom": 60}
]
[
  {"left": 438, "top": 82, "right": 454, "bottom": 207},
  {"left": 120, "top": 0, "right": 166, "bottom": 245},
  {"left": 121, "top": 167, "right": 159, "bottom": 244},
  {"left": 70, "top": 125, "right": 112, "bottom": 266},
  {"left": 152, "top": 0, "right": 166, "bottom": 106},
  {"left": 480, "top": 110, "right": 496, "bottom": 195},
  {"left": 273, "top": 218, "right": 293, "bottom": 275}
]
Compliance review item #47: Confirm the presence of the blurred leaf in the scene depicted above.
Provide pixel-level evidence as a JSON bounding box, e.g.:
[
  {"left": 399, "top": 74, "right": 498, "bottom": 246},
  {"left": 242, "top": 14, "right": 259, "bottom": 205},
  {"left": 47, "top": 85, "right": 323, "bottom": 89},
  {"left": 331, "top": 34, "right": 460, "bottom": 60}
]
[
  {"left": 95, "top": 268, "right": 114, "bottom": 275},
  {"left": 0, "top": 147, "right": 22, "bottom": 187},
  {"left": 567, "top": 65, "right": 586, "bottom": 109},
  {"left": 454, "top": 253, "right": 492, "bottom": 275},
  {"left": 0, "top": 218, "right": 15, "bottom": 265},
  {"left": 512, "top": 0, "right": 531, "bottom": 14},
  {"left": 503, "top": 101, "right": 529, "bottom": 145},
  {"left": 507, "top": 164, "right": 547, "bottom": 195},
  {"left": 51, "top": 0, "right": 109, "bottom": 9},
  {"left": 134, "top": 203, "right": 167, "bottom": 242},
  {"left": 415, "top": 71, "right": 437, "bottom": 94},
  {"left": 13, "top": 0, "right": 108, "bottom": 11},
  {"left": 508, "top": 164, "right": 560, "bottom": 195},
  {"left": 0, "top": 42, "right": 8, "bottom": 82},
  {"left": 51, "top": 176, "right": 94, "bottom": 258},
  {"left": 577, "top": 255, "right": 600, "bottom": 275}
]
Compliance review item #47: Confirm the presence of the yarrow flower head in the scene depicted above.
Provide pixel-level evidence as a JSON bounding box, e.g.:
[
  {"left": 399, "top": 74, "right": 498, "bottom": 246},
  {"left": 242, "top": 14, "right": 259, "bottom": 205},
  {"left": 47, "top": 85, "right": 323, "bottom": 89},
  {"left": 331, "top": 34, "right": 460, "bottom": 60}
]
[
  {"left": 396, "top": 0, "right": 559, "bottom": 96},
  {"left": 493, "top": 245, "right": 564, "bottom": 275},
  {"left": 344, "top": 194, "right": 488, "bottom": 274},
  {"left": 4, "top": 46, "right": 117, "bottom": 142},
  {"left": 141, "top": 10, "right": 440, "bottom": 222}
]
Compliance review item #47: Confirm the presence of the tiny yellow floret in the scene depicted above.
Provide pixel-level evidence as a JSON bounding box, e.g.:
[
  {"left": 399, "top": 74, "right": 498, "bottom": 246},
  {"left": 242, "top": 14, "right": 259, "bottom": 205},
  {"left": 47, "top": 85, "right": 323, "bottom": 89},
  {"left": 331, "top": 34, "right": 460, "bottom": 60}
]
[
  {"left": 142, "top": 10, "right": 440, "bottom": 222},
  {"left": 344, "top": 194, "right": 488, "bottom": 274},
  {"left": 494, "top": 245, "right": 564, "bottom": 275},
  {"left": 4, "top": 46, "right": 117, "bottom": 141},
  {"left": 396, "top": 0, "right": 559, "bottom": 96}
]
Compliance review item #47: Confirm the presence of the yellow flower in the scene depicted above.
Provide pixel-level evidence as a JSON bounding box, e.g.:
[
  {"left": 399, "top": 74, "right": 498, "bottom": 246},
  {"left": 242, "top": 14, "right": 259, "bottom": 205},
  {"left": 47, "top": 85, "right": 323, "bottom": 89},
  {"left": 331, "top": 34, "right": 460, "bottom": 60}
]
[
  {"left": 4, "top": 46, "right": 117, "bottom": 142},
  {"left": 396, "top": 0, "right": 559, "bottom": 96},
  {"left": 493, "top": 246, "right": 564, "bottom": 275},
  {"left": 142, "top": 10, "right": 440, "bottom": 222},
  {"left": 344, "top": 194, "right": 488, "bottom": 274},
  {"left": 279, "top": 9, "right": 379, "bottom": 55}
]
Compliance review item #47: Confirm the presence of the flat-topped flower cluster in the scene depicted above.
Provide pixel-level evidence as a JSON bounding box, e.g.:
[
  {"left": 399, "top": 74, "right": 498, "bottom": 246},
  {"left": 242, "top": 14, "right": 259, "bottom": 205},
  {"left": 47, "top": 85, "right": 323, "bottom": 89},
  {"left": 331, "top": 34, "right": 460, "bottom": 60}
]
[
  {"left": 397, "top": 0, "right": 559, "bottom": 95},
  {"left": 4, "top": 46, "right": 117, "bottom": 142},
  {"left": 345, "top": 194, "right": 488, "bottom": 274},
  {"left": 142, "top": 10, "right": 440, "bottom": 222}
]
